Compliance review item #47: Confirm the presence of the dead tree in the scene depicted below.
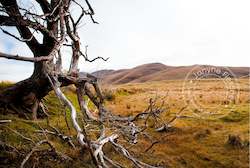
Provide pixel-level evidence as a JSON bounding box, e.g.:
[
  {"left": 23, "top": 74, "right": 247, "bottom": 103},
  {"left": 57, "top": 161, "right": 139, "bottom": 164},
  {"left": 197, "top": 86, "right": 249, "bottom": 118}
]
[
  {"left": 0, "top": 1, "right": 169, "bottom": 167},
  {"left": 0, "top": 0, "right": 103, "bottom": 118}
]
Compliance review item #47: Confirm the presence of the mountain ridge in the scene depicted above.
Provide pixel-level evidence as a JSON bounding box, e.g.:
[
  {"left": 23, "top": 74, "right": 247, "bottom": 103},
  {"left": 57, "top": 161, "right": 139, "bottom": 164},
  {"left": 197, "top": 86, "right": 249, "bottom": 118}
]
[{"left": 91, "top": 63, "right": 250, "bottom": 84}]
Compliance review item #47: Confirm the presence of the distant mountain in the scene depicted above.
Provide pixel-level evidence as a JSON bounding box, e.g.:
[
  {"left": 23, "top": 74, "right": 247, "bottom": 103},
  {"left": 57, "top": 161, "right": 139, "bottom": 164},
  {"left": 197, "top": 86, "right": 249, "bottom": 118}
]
[
  {"left": 92, "top": 70, "right": 115, "bottom": 78},
  {"left": 91, "top": 63, "right": 250, "bottom": 84}
]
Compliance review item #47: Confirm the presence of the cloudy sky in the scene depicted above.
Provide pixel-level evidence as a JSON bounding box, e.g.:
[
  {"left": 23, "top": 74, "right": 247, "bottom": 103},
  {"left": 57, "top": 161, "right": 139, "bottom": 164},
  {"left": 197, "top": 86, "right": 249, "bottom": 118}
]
[{"left": 0, "top": 0, "right": 250, "bottom": 81}]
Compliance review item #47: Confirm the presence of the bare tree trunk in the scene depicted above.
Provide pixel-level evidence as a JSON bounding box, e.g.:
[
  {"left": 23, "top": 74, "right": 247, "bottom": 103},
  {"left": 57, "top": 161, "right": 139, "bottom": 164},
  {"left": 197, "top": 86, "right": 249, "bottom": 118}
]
[{"left": 0, "top": 49, "right": 53, "bottom": 119}]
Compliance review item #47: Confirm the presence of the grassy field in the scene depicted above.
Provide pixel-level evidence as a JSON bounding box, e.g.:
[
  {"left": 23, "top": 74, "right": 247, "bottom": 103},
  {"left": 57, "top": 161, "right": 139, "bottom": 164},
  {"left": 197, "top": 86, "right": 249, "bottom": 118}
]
[
  {"left": 104, "top": 79, "right": 249, "bottom": 167},
  {"left": 0, "top": 79, "right": 249, "bottom": 168}
]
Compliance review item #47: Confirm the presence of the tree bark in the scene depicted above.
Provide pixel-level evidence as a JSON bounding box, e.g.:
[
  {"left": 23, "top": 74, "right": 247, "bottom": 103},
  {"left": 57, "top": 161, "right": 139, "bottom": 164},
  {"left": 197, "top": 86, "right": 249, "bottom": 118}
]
[
  {"left": 0, "top": 48, "right": 54, "bottom": 119},
  {"left": 0, "top": 77, "right": 50, "bottom": 119}
]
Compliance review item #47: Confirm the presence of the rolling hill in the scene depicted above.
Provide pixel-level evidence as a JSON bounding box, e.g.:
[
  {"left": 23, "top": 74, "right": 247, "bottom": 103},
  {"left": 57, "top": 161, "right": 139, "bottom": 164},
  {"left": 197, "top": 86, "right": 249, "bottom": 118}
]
[{"left": 92, "top": 63, "right": 250, "bottom": 84}]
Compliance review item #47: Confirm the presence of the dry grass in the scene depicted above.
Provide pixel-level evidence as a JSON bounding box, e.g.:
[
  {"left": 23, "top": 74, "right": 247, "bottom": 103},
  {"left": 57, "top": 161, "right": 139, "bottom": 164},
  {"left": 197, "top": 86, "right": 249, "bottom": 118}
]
[
  {"left": 103, "top": 78, "right": 249, "bottom": 167},
  {"left": 0, "top": 78, "right": 249, "bottom": 167}
]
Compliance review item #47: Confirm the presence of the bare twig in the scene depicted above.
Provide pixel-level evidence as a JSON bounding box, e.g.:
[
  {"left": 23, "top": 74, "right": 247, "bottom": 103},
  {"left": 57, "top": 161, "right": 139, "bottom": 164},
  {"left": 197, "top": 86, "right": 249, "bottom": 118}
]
[
  {"left": 0, "top": 120, "right": 12, "bottom": 124},
  {"left": 110, "top": 140, "right": 161, "bottom": 168},
  {"left": 0, "top": 27, "right": 34, "bottom": 42},
  {"left": 144, "top": 141, "right": 160, "bottom": 153},
  {"left": 80, "top": 46, "right": 109, "bottom": 63},
  {"left": 35, "top": 127, "right": 75, "bottom": 148},
  {"left": 0, "top": 52, "right": 53, "bottom": 62},
  {"left": 20, "top": 139, "right": 71, "bottom": 168},
  {"left": 156, "top": 105, "right": 188, "bottom": 132}
]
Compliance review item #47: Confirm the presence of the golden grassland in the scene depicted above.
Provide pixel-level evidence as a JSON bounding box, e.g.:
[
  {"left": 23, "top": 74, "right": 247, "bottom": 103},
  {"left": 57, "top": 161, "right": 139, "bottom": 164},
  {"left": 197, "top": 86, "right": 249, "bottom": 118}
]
[
  {"left": 103, "top": 79, "right": 249, "bottom": 167},
  {"left": 0, "top": 79, "right": 249, "bottom": 168}
]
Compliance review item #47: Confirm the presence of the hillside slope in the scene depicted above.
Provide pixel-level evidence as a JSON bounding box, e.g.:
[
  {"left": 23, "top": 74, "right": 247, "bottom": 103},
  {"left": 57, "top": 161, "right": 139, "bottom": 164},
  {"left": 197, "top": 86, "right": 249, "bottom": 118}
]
[{"left": 93, "top": 63, "right": 250, "bottom": 84}]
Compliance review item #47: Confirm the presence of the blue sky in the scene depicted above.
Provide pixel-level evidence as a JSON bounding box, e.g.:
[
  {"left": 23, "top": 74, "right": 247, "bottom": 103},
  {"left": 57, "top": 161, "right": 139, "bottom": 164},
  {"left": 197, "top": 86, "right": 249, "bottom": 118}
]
[{"left": 0, "top": 0, "right": 250, "bottom": 81}]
